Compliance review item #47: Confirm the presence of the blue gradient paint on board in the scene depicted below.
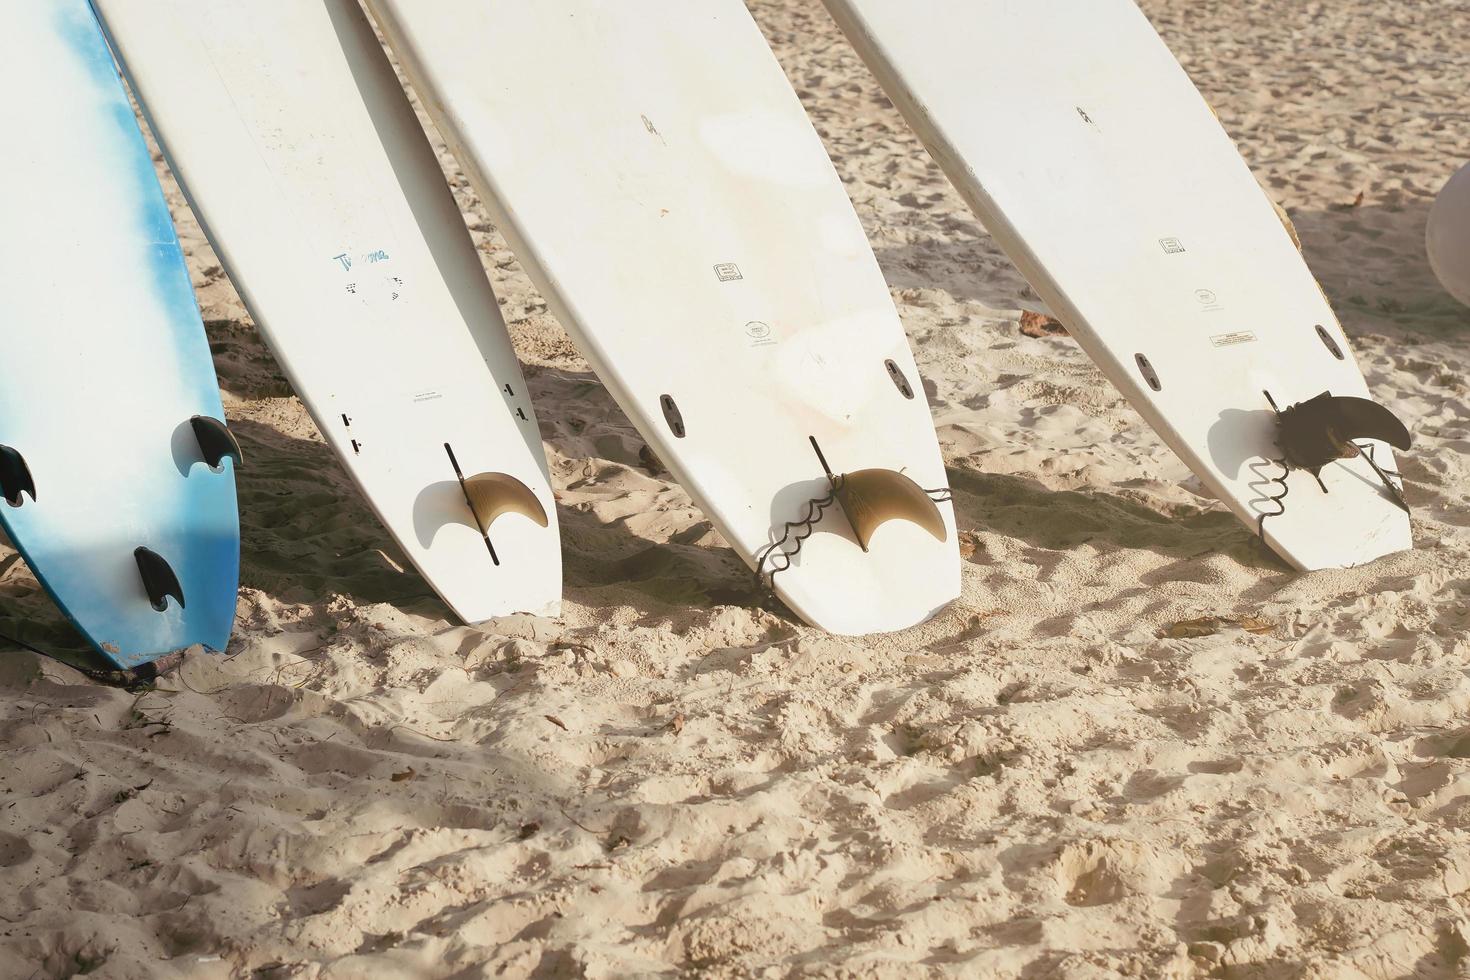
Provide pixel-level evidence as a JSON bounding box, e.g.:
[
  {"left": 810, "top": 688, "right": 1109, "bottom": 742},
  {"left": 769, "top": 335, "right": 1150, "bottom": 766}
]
[
  {"left": 0, "top": 0, "right": 238, "bottom": 667},
  {"left": 67, "top": 0, "right": 223, "bottom": 409}
]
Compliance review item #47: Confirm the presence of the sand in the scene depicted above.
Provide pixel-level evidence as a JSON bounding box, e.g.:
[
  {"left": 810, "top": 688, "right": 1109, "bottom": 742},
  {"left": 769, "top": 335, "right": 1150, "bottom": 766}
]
[{"left": 4, "top": 0, "right": 1470, "bottom": 975}]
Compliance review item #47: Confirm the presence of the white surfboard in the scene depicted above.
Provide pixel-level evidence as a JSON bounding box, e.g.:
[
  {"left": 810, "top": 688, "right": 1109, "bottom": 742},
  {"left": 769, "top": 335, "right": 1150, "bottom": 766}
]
[
  {"left": 1428, "top": 163, "right": 1470, "bottom": 309},
  {"left": 362, "top": 0, "right": 959, "bottom": 635},
  {"left": 92, "top": 0, "right": 561, "bottom": 622},
  {"left": 822, "top": 0, "right": 1412, "bottom": 570},
  {"left": 0, "top": 0, "right": 239, "bottom": 669}
]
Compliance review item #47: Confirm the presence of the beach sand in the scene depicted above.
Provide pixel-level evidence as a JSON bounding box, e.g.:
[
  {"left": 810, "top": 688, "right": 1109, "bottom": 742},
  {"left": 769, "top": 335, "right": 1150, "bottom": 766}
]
[{"left": 4, "top": 0, "right": 1470, "bottom": 975}]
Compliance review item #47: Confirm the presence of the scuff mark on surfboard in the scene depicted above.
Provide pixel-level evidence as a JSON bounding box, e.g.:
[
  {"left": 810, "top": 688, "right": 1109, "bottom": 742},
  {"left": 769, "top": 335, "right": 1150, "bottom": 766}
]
[{"left": 641, "top": 113, "right": 666, "bottom": 145}]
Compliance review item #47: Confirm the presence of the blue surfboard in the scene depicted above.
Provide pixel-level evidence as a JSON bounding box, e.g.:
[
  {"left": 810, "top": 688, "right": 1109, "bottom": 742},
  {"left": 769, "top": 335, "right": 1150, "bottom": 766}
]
[{"left": 0, "top": 0, "right": 240, "bottom": 669}]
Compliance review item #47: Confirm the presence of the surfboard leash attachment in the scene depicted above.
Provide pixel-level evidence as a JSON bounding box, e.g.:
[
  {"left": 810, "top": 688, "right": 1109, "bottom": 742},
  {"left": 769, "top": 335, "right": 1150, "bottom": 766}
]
[
  {"left": 134, "top": 547, "right": 185, "bottom": 612},
  {"left": 0, "top": 626, "right": 178, "bottom": 689},
  {"left": 753, "top": 437, "right": 952, "bottom": 589},
  {"left": 443, "top": 443, "right": 549, "bottom": 567},
  {"left": 1248, "top": 457, "right": 1292, "bottom": 539},
  {"left": 190, "top": 416, "right": 243, "bottom": 470},
  {"left": 753, "top": 482, "right": 840, "bottom": 589},
  {"left": 1266, "top": 390, "right": 1412, "bottom": 514},
  {"left": 0, "top": 445, "right": 36, "bottom": 506}
]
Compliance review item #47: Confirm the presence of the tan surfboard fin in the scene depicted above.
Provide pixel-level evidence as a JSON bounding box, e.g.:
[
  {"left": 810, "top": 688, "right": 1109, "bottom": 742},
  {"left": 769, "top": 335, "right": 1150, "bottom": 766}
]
[
  {"left": 833, "top": 468, "right": 947, "bottom": 553},
  {"left": 461, "top": 472, "right": 549, "bottom": 535},
  {"left": 443, "top": 442, "right": 549, "bottom": 567},
  {"left": 754, "top": 438, "right": 954, "bottom": 586}
]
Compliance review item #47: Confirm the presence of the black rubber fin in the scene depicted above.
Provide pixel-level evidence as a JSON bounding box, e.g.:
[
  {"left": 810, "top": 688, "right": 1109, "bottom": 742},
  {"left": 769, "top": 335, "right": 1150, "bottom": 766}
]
[
  {"left": 134, "top": 547, "right": 185, "bottom": 612},
  {"left": 190, "top": 415, "right": 243, "bottom": 469},
  {"left": 462, "top": 472, "right": 549, "bottom": 535},
  {"left": 833, "top": 468, "right": 947, "bottom": 553},
  {"left": 0, "top": 445, "right": 36, "bottom": 506},
  {"left": 1329, "top": 396, "right": 1412, "bottom": 450},
  {"left": 1277, "top": 392, "right": 1412, "bottom": 470}
]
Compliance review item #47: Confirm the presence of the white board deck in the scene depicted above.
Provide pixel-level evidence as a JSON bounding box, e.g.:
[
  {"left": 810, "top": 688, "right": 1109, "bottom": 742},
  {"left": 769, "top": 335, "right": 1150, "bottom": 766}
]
[
  {"left": 0, "top": 0, "right": 239, "bottom": 668},
  {"left": 1428, "top": 163, "right": 1470, "bottom": 309},
  {"left": 363, "top": 0, "right": 959, "bottom": 634},
  {"left": 824, "top": 0, "right": 1412, "bottom": 570},
  {"left": 93, "top": 0, "right": 561, "bottom": 622}
]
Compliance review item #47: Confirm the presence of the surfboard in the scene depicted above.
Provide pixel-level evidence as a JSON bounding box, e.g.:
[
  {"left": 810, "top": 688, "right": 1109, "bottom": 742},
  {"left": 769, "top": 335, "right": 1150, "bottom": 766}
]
[
  {"left": 362, "top": 0, "right": 959, "bottom": 635},
  {"left": 0, "top": 0, "right": 239, "bottom": 669},
  {"left": 92, "top": 0, "right": 561, "bottom": 622},
  {"left": 823, "top": 0, "right": 1413, "bottom": 570},
  {"left": 1428, "top": 163, "right": 1470, "bottom": 309}
]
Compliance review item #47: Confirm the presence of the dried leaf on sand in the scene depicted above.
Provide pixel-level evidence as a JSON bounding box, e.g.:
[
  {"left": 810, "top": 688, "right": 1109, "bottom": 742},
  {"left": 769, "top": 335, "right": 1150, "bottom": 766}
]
[{"left": 1019, "top": 310, "right": 1068, "bottom": 337}]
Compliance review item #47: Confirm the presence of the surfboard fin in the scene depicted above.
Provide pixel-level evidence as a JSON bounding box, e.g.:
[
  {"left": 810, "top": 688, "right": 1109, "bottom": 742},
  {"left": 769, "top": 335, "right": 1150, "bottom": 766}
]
[
  {"left": 134, "top": 547, "right": 185, "bottom": 612},
  {"left": 190, "top": 415, "right": 243, "bottom": 469},
  {"left": 0, "top": 445, "right": 36, "bottom": 506},
  {"left": 755, "top": 439, "right": 953, "bottom": 586},
  {"left": 1274, "top": 391, "right": 1411, "bottom": 513},
  {"left": 1276, "top": 392, "right": 1411, "bottom": 470},
  {"left": 461, "top": 473, "right": 549, "bottom": 535},
  {"left": 833, "top": 468, "right": 948, "bottom": 553}
]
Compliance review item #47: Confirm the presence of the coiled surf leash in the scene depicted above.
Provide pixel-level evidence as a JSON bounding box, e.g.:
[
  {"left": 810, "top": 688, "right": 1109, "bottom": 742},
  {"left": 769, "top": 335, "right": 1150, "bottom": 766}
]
[
  {"left": 1250, "top": 457, "right": 1292, "bottom": 538},
  {"left": 0, "top": 626, "right": 173, "bottom": 689},
  {"left": 753, "top": 481, "right": 841, "bottom": 589},
  {"left": 753, "top": 437, "right": 953, "bottom": 590}
]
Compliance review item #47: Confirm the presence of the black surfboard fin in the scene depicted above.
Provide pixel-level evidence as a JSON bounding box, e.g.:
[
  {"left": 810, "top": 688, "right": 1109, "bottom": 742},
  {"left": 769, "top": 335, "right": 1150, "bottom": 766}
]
[
  {"left": 1276, "top": 392, "right": 1411, "bottom": 470},
  {"left": 0, "top": 445, "right": 36, "bottom": 506},
  {"left": 833, "top": 468, "right": 947, "bottom": 553},
  {"left": 190, "top": 415, "right": 243, "bottom": 469},
  {"left": 134, "top": 547, "right": 185, "bottom": 612}
]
